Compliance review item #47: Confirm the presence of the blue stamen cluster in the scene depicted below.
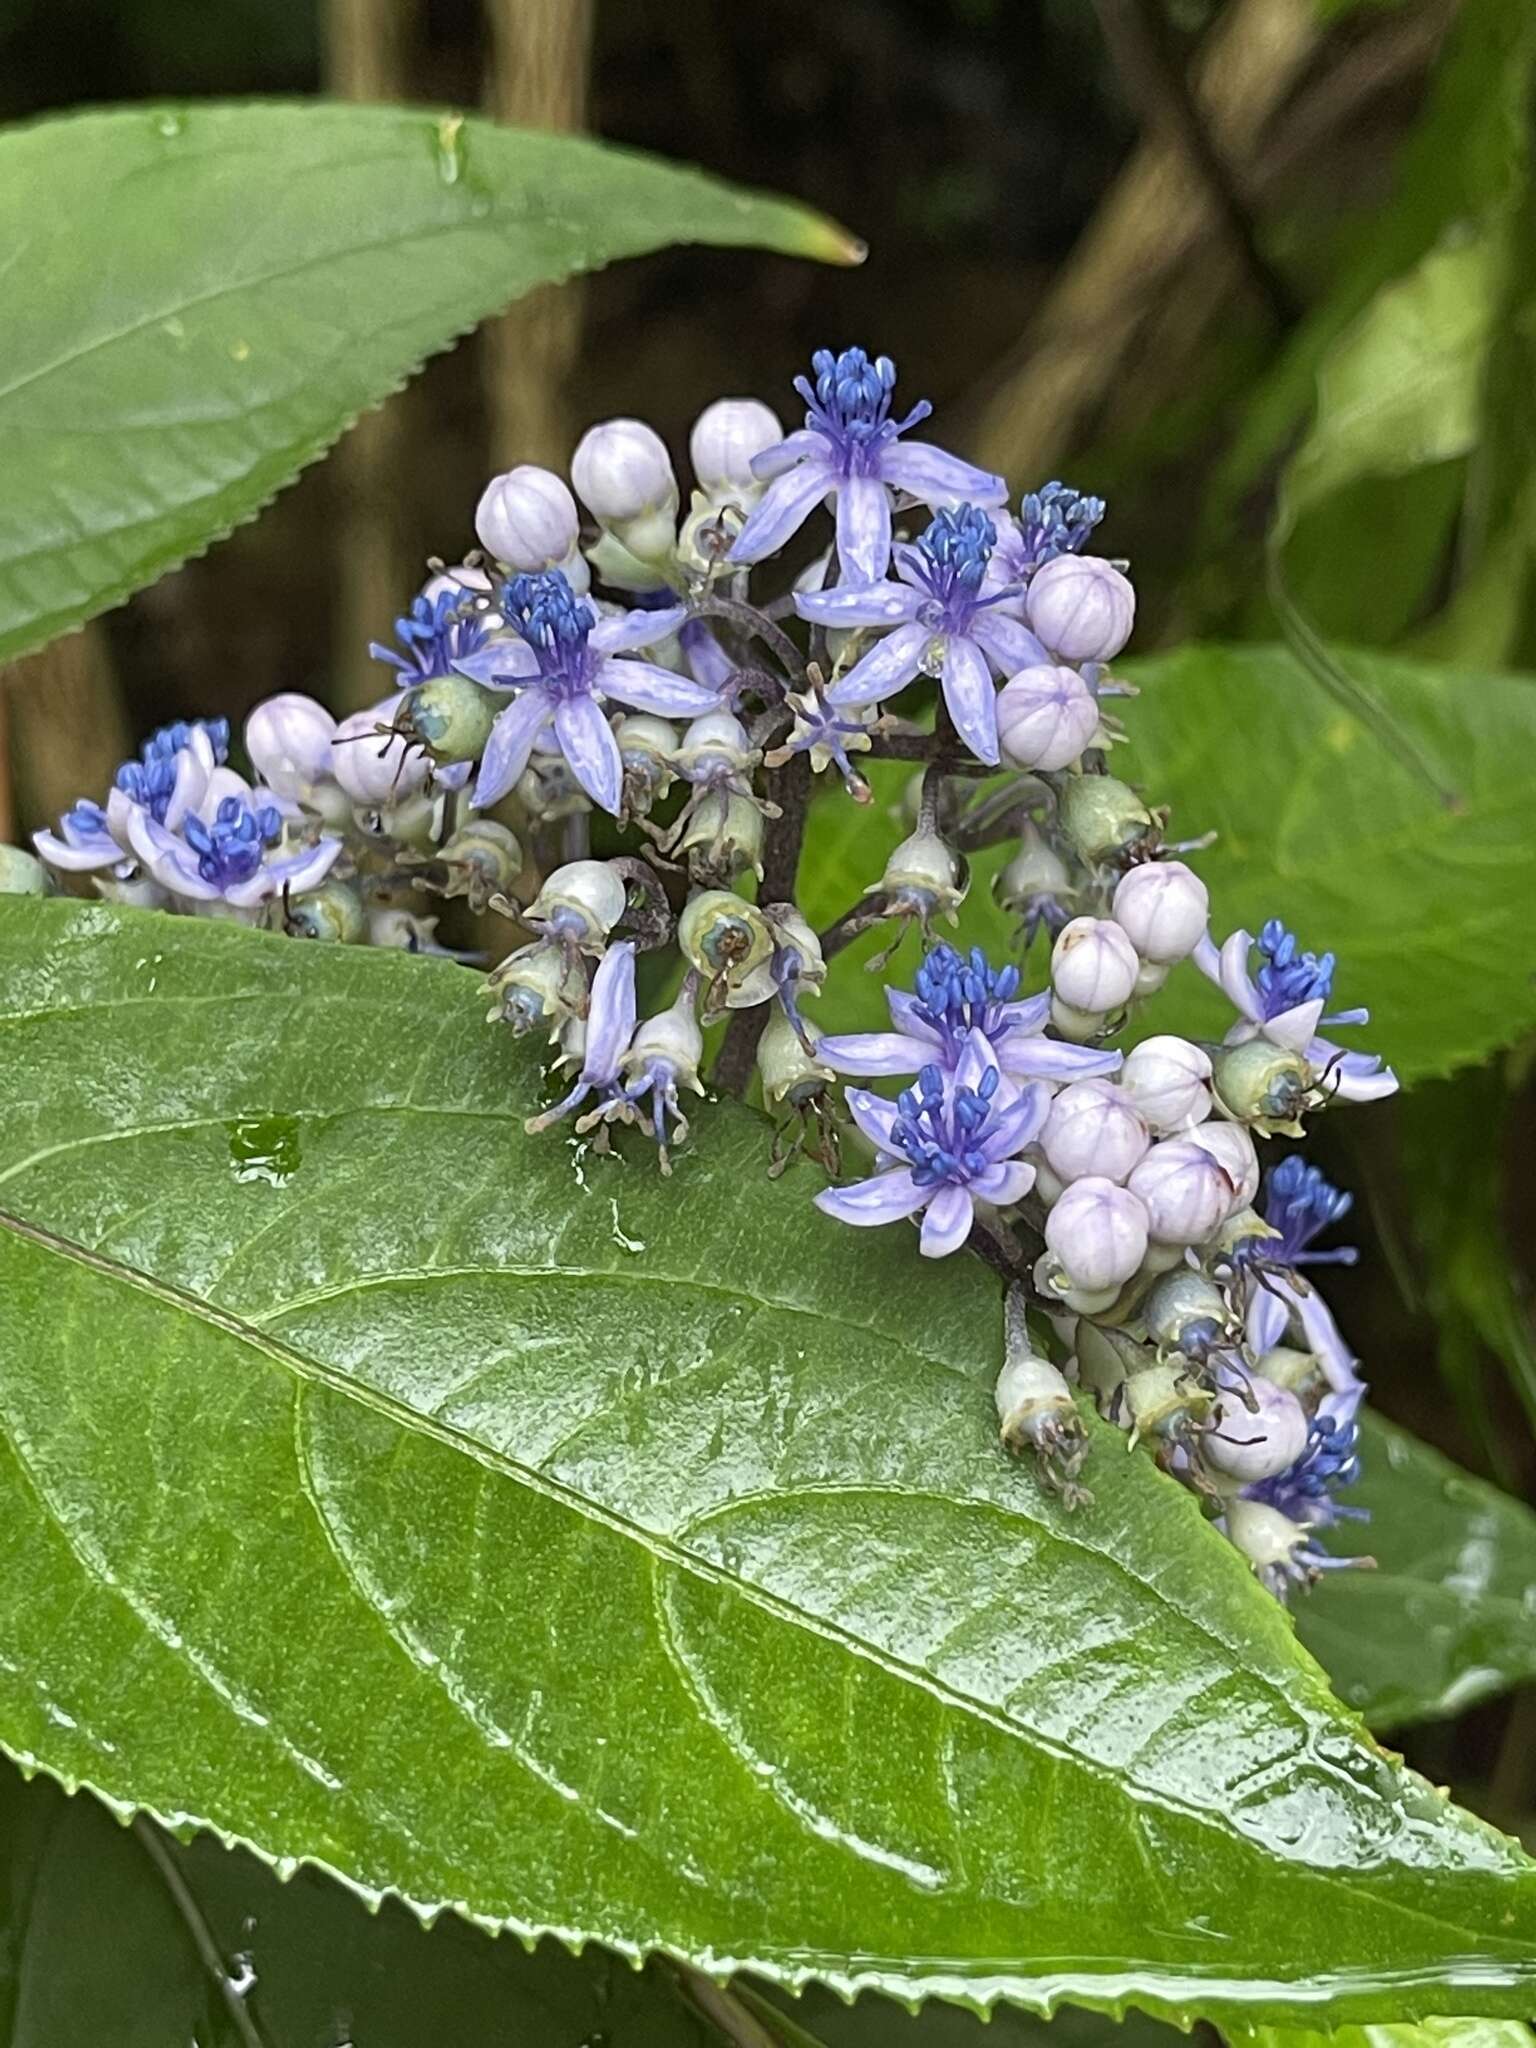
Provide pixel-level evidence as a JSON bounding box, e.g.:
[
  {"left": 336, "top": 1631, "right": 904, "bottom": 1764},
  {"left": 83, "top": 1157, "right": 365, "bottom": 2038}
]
[
  {"left": 913, "top": 505, "right": 996, "bottom": 604},
  {"left": 799, "top": 346, "right": 899, "bottom": 445},
  {"left": 372, "top": 589, "right": 492, "bottom": 684},
  {"left": 892, "top": 1062, "right": 1003, "bottom": 1187},
  {"left": 1017, "top": 480, "right": 1105, "bottom": 571},
  {"left": 1253, "top": 1415, "right": 1365, "bottom": 1523},
  {"left": 1255, "top": 918, "right": 1336, "bottom": 1016},
  {"left": 913, "top": 944, "right": 1022, "bottom": 1047},
  {"left": 1261, "top": 1155, "right": 1358, "bottom": 1266},
  {"left": 182, "top": 797, "right": 283, "bottom": 889},
  {"left": 503, "top": 569, "right": 595, "bottom": 688},
  {"left": 113, "top": 719, "right": 230, "bottom": 824}
]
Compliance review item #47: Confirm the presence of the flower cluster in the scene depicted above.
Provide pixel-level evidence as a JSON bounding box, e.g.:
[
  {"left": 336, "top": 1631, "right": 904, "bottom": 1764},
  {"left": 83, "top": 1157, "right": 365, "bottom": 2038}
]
[{"left": 7, "top": 344, "right": 1397, "bottom": 1596}]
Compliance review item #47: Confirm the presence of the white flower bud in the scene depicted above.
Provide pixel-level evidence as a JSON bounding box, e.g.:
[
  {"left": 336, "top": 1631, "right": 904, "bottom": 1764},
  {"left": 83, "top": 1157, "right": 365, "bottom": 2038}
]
[
  {"left": 1186, "top": 1119, "right": 1261, "bottom": 1211},
  {"left": 1203, "top": 1378, "right": 1310, "bottom": 1485},
  {"left": 1126, "top": 1137, "right": 1232, "bottom": 1246},
  {"left": 1112, "top": 859, "right": 1209, "bottom": 964},
  {"left": 689, "top": 398, "right": 783, "bottom": 496},
  {"left": 1058, "top": 773, "right": 1154, "bottom": 865},
  {"left": 1041, "top": 1080, "right": 1150, "bottom": 1185},
  {"left": 331, "top": 704, "right": 431, "bottom": 806},
  {"left": 1050, "top": 915, "right": 1139, "bottom": 1014},
  {"left": 474, "top": 466, "right": 580, "bottom": 571},
  {"left": 677, "top": 711, "right": 755, "bottom": 780},
  {"left": 1026, "top": 554, "right": 1135, "bottom": 664},
  {"left": 1119, "top": 1036, "right": 1213, "bottom": 1133},
  {"left": 1044, "top": 1176, "right": 1149, "bottom": 1293},
  {"left": 571, "top": 418, "right": 678, "bottom": 525},
  {"left": 245, "top": 693, "right": 338, "bottom": 800},
  {"left": 524, "top": 860, "right": 628, "bottom": 950},
  {"left": 996, "top": 664, "right": 1100, "bottom": 772}
]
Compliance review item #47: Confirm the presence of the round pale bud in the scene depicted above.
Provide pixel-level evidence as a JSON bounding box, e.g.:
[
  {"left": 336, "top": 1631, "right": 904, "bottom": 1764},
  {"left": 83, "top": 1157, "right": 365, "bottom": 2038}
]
[
  {"left": 394, "top": 675, "right": 500, "bottom": 764},
  {"left": 525, "top": 859, "right": 628, "bottom": 948},
  {"left": 689, "top": 397, "right": 783, "bottom": 495},
  {"left": 677, "top": 711, "right": 754, "bottom": 778},
  {"left": 996, "top": 664, "right": 1100, "bottom": 772},
  {"left": 1186, "top": 1119, "right": 1261, "bottom": 1211},
  {"left": 1126, "top": 1137, "right": 1232, "bottom": 1246},
  {"left": 1041, "top": 1080, "right": 1150, "bottom": 1185},
  {"left": 331, "top": 705, "right": 431, "bottom": 806},
  {"left": 1026, "top": 554, "right": 1135, "bottom": 664},
  {"left": 283, "top": 877, "right": 365, "bottom": 945},
  {"left": 474, "top": 466, "right": 579, "bottom": 570},
  {"left": 1212, "top": 1038, "right": 1312, "bottom": 1128},
  {"left": 1119, "top": 1036, "right": 1213, "bottom": 1133},
  {"left": 245, "top": 693, "right": 338, "bottom": 800},
  {"left": 1112, "top": 859, "right": 1209, "bottom": 964},
  {"left": 571, "top": 418, "right": 678, "bottom": 524},
  {"left": 1143, "top": 1268, "right": 1232, "bottom": 1362},
  {"left": 1058, "top": 773, "right": 1153, "bottom": 864},
  {"left": 1050, "top": 916, "right": 1139, "bottom": 1015},
  {"left": 1203, "top": 1378, "right": 1310, "bottom": 1485},
  {"left": 1044, "top": 1176, "right": 1149, "bottom": 1293},
  {"left": 0, "top": 845, "right": 46, "bottom": 896}
]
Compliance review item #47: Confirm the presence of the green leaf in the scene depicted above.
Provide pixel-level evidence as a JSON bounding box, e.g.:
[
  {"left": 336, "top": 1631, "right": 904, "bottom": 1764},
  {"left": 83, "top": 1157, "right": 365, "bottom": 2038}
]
[
  {"left": 0, "top": 1759, "right": 729, "bottom": 2048},
  {"left": 0, "top": 101, "right": 858, "bottom": 666},
  {"left": 801, "top": 643, "right": 1536, "bottom": 1084},
  {"left": 1295, "top": 1415, "right": 1536, "bottom": 1731},
  {"left": 0, "top": 900, "right": 1534, "bottom": 2028},
  {"left": 1231, "top": 2020, "right": 1534, "bottom": 2048}
]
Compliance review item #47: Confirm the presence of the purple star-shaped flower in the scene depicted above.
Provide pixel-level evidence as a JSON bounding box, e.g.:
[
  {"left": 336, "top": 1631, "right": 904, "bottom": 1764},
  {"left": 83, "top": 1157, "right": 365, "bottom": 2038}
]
[
  {"left": 815, "top": 1030, "right": 1046, "bottom": 1258},
  {"left": 794, "top": 506, "right": 1046, "bottom": 764},
  {"left": 1195, "top": 919, "right": 1397, "bottom": 1105},
  {"left": 126, "top": 775, "right": 340, "bottom": 913},
  {"left": 33, "top": 719, "right": 230, "bottom": 877},
  {"left": 818, "top": 943, "right": 1120, "bottom": 1090},
  {"left": 453, "top": 571, "right": 720, "bottom": 814},
  {"left": 729, "top": 348, "right": 1006, "bottom": 584}
]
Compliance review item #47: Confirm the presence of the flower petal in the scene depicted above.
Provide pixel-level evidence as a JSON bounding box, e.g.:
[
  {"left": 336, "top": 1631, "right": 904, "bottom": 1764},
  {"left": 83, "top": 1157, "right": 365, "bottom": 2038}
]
[
  {"left": 997, "top": 1037, "right": 1122, "bottom": 1083},
  {"left": 1315, "top": 1042, "right": 1399, "bottom": 1104},
  {"left": 794, "top": 582, "right": 919, "bottom": 629},
  {"left": 919, "top": 1182, "right": 975, "bottom": 1257},
  {"left": 835, "top": 473, "right": 893, "bottom": 583},
  {"left": 845, "top": 1086, "right": 902, "bottom": 1151},
  {"left": 969, "top": 610, "right": 1050, "bottom": 677},
  {"left": 124, "top": 810, "right": 219, "bottom": 900},
  {"left": 225, "top": 837, "right": 343, "bottom": 909},
  {"left": 750, "top": 428, "right": 824, "bottom": 482},
  {"left": 679, "top": 620, "right": 736, "bottom": 692},
  {"left": 1215, "top": 929, "right": 1261, "bottom": 1021},
  {"left": 452, "top": 640, "right": 540, "bottom": 687},
  {"left": 819, "top": 1031, "right": 936, "bottom": 1078},
  {"left": 824, "top": 620, "right": 927, "bottom": 707},
  {"left": 554, "top": 695, "right": 624, "bottom": 815},
  {"left": 597, "top": 657, "right": 721, "bottom": 718},
  {"left": 474, "top": 691, "right": 553, "bottom": 808},
  {"left": 941, "top": 635, "right": 1000, "bottom": 765},
  {"left": 952, "top": 1025, "right": 1000, "bottom": 1096},
  {"left": 589, "top": 605, "right": 690, "bottom": 655},
  {"left": 880, "top": 440, "right": 1007, "bottom": 507},
  {"left": 971, "top": 1159, "right": 1035, "bottom": 1208},
  {"left": 1264, "top": 998, "right": 1325, "bottom": 1055},
  {"left": 983, "top": 1082, "right": 1050, "bottom": 1158},
  {"left": 31, "top": 824, "right": 120, "bottom": 873},
  {"left": 815, "top": 1167, "right": 930, "bottom": 1228},
  {"left": 583, "top": 941, "right": 638, "bottom": 1082},
  {"left": 886, "top": 990, "right": 945, "bottom": 1043},
  {"left": 996, "top": 993, "right": 1051, "bottom": 1034},
  {"left": 729, "top": 460, "right": 835, "bottom": 563}
]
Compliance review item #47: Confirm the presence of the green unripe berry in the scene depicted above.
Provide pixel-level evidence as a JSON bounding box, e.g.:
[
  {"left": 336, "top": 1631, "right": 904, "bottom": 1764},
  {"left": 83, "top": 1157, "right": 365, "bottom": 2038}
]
[{"left": 395, "top": 675, "right": 500, "bottom": 764}]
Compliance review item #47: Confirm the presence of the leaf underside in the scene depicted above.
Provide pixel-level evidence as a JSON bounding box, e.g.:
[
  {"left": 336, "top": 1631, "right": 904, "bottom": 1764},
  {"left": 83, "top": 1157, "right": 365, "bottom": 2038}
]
[
  {"left": 0, "top": 100, "right": 858, "bottom": 665},
  {"left": 0, "top": 901, "right": 1532, "bottom": 2029}
]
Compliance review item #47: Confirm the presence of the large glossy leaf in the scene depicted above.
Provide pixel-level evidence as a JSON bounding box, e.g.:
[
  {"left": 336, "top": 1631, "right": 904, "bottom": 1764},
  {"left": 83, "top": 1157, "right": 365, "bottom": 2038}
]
[
  {"left": 1294, "top": 1415, "right": 1536, "bottom": 1732},
  {"left": 0, "top": 101, "right": 857, "bottom": 665},
  {"left": 800, "top": 644, "right": 1536, "bottom": 1085},
  {"left": 1233, "top": 2022, "right": 1535, "bottom": 2048},
  {"left": 0, "top": 1760, "right": 728, "bottom": 2048},
  {"left": 0, "top": 901, "right": 1534, "bottom": 2028}
]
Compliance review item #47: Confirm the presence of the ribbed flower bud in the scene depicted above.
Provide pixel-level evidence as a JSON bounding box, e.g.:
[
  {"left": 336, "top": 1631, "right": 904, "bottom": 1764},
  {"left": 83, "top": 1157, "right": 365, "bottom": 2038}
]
[
  {"left": 678, "top": 890, "right": 773, "bottom": 985},
  {"left": 282, "top": 877, "right": 365, "bottom": 944},
  {"left": 572, "top": 418, "right": 678, "bottom": 564},
  {"left": 523, "top": 860, "right": 628, "bottom": 951},
  {"left": 474, "top": 465, "right": 580, "bottom": 570},
  {"left": 0, "top": 845, "right": 46, "bottom": 896},
  {"left": 1203, "top": 1378, "right": 1310, "bottom": 1485},
  {"left": 1186, "top": 1119, "right": 1261, "bottom": 1211},
  {"left": 394, "top": 675, "right": 500, "bottom": 764},
  {"left": 331, "top": 705, "right": 431, "bottom": 806},
  {"left": 689, "top": 398, "right": 783, "bottom": 497},
  {"left": 995, "top": 664, "right": 1100, "bottom": 772},
  {"left": 1050, "top": 915, "right": 1139, "bottom": 1014},
  {"left": 1212, "top": 1038, "right": 1313, "bottom": 1130},
  {"left": 1044, "top": 1175, "right": 1149, "bottom": 1293},
  {"left": 245, "top": 693, "right": 338, "bottom": 800},
  {"left": 1126, "top": 1137, "right": 1232, "bottom": 1246},
  {"left": 1026, "top": 554, "right": 1135, "bottom": 663},
  {"left": 1058, "top": 773, "right": 1154, "bottom": 865},
  {"left": 1111, "top": 859, "right": 1209, "bottom": 964},
  {"left": 1041, "top": 1080, "right": 1150, "bottom": 1185},
  {"left": 1118, "top": 1037, "right": 1212, "bottom": 1133}
]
